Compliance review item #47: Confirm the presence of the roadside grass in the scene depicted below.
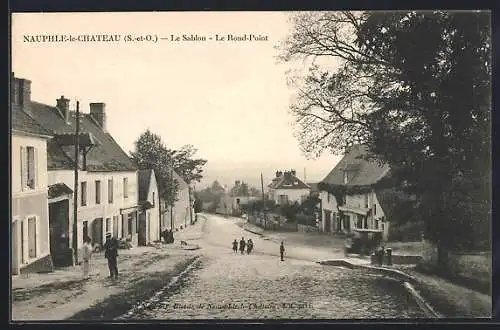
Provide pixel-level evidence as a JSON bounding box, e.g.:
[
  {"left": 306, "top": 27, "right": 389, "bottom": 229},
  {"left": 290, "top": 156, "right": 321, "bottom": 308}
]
[{"left": 66, "top": 256, "right": 199, "bottom": 320}]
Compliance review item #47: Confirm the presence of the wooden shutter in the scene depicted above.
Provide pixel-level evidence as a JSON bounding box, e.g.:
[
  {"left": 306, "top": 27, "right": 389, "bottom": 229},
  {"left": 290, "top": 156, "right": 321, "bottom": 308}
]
[
  {"left": 33, "top": 147, "right": 38, "bottom": 189},
  {"left": 20, "top": 146, "right": 27, "bottom": 191}
]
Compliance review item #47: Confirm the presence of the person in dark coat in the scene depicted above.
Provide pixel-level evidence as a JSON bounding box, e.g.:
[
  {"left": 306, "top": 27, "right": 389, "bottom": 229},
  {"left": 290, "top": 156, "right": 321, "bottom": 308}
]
[
  {"left": 247, "top": 239, "right": 253, "bottom": 254},
  {"left": 104, "top": 232, "right": 119, "bottom": 278},
  {"left": 232, "top": 239, "right": 238, "bottom": 253},
  {"left": 280, "top": 241, "right": 285, "bottom": 261},
  {"left": 239, "top": 237, "right": 246, "bottom": 254}
]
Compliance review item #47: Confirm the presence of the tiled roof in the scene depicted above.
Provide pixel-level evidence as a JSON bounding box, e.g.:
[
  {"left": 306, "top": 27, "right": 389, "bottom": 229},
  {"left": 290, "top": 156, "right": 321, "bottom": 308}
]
[
  {"left": 48, "top": 183, "right": 73, "bottom": 199},
  {"left": 28, "top": 101, "right": 137, "bottom": 172},
  {"left": 320, "top": 144, "right": 390, "bottom": 187},
  {"left": 138, "top": 169, "right": 153, "bottom": 202},
  {"left": 269, "top": 172, "right": 310, "bottom": 190},
  {"left": 12, "top": 105, "right": 52, "bottom": 138}
]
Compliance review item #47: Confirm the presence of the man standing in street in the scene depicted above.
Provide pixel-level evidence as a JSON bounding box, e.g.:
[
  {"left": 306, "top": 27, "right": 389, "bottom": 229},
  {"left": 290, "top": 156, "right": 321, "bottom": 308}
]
[
  {"left": 104, "top": 232, "right": 119, "bottom": 279},
  {"left": 280, "top": 241, "right": 285, "bottom": 261},
  {"left": 239, "top": 237, "right": 246, "bottom": 255}
]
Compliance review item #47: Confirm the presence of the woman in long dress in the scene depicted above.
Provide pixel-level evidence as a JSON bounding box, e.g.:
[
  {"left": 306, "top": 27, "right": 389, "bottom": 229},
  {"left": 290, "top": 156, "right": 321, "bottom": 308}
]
[{"left": 82, "top": 236, "right": 93, "bottom": 279}]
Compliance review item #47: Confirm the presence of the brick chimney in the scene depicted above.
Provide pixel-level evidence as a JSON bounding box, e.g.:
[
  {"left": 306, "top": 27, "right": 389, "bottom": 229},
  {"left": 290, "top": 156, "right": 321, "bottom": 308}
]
[
  {"left": 89, "top": 102, "right": 107, "bottom": 132},
  {"left": 11, "top": 73, "right": 32, "bottom": 114},
  {"left": 56, "top": 96, "right": 70, "bottom": 123}
]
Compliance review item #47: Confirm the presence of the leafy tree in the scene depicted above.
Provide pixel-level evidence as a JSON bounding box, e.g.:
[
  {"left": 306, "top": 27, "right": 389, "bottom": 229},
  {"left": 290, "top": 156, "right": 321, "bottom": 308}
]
[
  {"left": 278, "top": 11, "right": 491, "bottom": 264},
  {"left": 170, "top": 144, "right": 207, "bottom": 184},
  {"left": 130, "top": 130, "right": 179, "bottom": 206}
]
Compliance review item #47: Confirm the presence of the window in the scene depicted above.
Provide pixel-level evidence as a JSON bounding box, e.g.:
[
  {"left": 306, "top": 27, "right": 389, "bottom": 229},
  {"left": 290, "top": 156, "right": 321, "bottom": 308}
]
[
  {"left": 152, "top": 192, "right": 156, "bottom": 207},
  {"left": 81, "top": 182, "right": 87, "bottom": 206},
  {"left": 373, "top": 203, "right": 377, "bottom": 215},
  {"left": 327, "top": 193, "right": 330, "bottom": 203},
  {"left": 123, "top": 177, "right": 128, "bottom": 199},
  {"left": 95, "top": 180, "right": 101, "bottom": 204},
  {"left": 28, "top": 217, "right": 37, "bottom": 258},
  {"left": 343, "top": 171, "right": 348, "bottom": 184},
  {"left": 20, "top": 146, "right": 36, "bottom": 189},
  {"left": 364, "top": 194, "right": 369, "bottom": 208},
  {"left": 106, "top": 218, "right": 111, "bottom": 233},
  {"left": 357, "top": 215, "right": 363, "bottom": 228},
  {"left": 108, "top": 179, "right": 114, "bottom": 203}
]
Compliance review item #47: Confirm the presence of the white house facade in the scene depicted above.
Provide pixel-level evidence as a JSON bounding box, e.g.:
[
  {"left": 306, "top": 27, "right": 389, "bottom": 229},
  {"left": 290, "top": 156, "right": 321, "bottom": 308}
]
[
  {"left": 138, "top": 169, "right": 160, "bottom": 245},
  {"left": 11, "top": 84, "right": 54, "bottom": 274},
  {"left": 268, "top": 170, "right": 311, "bottom": 205}
]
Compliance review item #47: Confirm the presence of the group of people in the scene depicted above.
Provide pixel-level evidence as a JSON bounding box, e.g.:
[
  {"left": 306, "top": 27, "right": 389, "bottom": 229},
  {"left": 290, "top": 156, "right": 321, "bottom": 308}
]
[
  {"left": 80, "top": 232, "right": 119, "bottom": 280},
  {"left": 231, "top": 237, "right": 286, "bottom": 261},
  {"left": 233, "top": 237, "right": 254, "bottom": 254}
]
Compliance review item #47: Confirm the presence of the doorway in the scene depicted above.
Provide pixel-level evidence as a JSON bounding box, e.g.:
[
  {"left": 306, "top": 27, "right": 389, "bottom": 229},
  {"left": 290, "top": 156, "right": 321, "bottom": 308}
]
[
  {"left": 92, "top": 218, "right": 103, "bottom": 247},
  {"left": 324, "top": 210, "right": 331, "bottom": 232}
]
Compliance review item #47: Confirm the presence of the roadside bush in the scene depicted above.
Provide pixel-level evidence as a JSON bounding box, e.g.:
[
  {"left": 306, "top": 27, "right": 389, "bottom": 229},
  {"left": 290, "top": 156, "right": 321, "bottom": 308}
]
[{"left": 295, "top": 214, "right": 315, "bottom": 226}]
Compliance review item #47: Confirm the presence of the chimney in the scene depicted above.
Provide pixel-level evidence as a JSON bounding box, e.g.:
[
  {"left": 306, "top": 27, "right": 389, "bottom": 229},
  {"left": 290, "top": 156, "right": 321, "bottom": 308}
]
[
  {"left": 290, "top": 169, "right": 296, "bottom": 176},
  {"left": 277, "top": 171, "right": 283, "bottom": 177},
  {"left": 89, "top": 102, "right": 107, "bottom": 132},
  {"left": 56, "top": 96, "right": 70, "bottom": 123},
  {"left": 11, "top": 73, "right": 32, "bottom": 114},
  {"left": 235, "top": 180, "right": 240, "bottom": 186}
]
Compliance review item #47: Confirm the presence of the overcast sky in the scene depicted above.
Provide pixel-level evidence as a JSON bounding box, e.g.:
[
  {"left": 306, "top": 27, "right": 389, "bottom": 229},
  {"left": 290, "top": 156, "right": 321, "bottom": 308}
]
[{"left": 12, "top": 12, "right": 342, "bottom": 185}]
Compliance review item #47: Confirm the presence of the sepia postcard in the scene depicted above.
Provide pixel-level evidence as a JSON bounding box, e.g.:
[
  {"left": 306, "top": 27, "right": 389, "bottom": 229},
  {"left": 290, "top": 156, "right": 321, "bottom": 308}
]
[{"left": 10, "top": 11, "right": 493, "bottom": 321}]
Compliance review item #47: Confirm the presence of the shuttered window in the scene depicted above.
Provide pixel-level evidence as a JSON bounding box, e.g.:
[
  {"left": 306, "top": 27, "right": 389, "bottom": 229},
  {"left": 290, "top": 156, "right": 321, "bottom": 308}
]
[
  {"left": 26, "top": 146, "right": 36, "bottom": 189},
  {"left": 108, "top": 179, "right": 114, "bottom": 203},
  {"left": 81, "top": 182, "right": 87, "bottom": 206},
  {"left": 20, "top": 146, "right": 27, "bottom": 191}
]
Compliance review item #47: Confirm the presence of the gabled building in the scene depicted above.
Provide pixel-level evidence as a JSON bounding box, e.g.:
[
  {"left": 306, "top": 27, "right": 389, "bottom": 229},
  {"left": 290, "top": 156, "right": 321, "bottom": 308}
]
[
  {"left": 138, "top": 169, "right": 160, "bottom": 245},
  {"left": 13, "top": 74, "right": 139, "bottom": 259},
  {"left": 11, "top": 81, "right": 54, "bottom": 274},
  {"left": 268, "top": 170, "right": 310, "bottom": 205},
  {"left": 318, "top": 145, "right": 392, "bottom": 240}
]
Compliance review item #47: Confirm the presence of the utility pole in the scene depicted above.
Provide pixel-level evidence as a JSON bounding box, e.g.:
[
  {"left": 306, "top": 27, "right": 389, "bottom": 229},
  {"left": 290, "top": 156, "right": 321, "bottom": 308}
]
[
  {"left": 261, "top": 173, "right": 267, "bottom": 229},
  {"left": 72, "top": 101, "right": 80, "bottom": 265},
  {"left": 188, "top": 185, "right": 193, "bottom": 225},
  {"left": 170, "top": 167, "right": 174, "bottom": 231}
]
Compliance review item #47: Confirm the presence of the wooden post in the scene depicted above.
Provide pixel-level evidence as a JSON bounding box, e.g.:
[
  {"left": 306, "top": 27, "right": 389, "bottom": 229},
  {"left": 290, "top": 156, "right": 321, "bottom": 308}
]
[
  {"left": 261, "top": 173, "right": 266, "bottom": 229},
  {"left": 170, "top": 167, "right": 174, "bottom": 230},
  {"left": 72, "top": 101, "right": 80, "bottom": 265}
]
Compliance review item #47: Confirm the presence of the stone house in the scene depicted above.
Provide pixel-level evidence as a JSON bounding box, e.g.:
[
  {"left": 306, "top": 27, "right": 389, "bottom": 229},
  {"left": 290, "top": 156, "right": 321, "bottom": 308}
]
[{"left": 268, "top": 170, "right": 310, "bottom": 205}]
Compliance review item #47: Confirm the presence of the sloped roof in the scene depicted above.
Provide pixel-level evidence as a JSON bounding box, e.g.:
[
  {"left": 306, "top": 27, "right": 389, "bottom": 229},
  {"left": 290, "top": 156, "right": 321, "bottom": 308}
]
[
  {"left": 320, "top": 145, "right": 390, "bottom": 187},
  {"left": 170, "top": 167, "right": 188, "bottom": 190},
  {"left": 29, "top": 101, "right": 137, "bottom": 172},
  {"left": 269, "top": 172, "right": 310, "bottom": 190},
  {"left": 12, "top": 105, "right": 52, "bottom": 138},
  {"left": 138, "top": 169, "right": 153, "bottom": 202}
]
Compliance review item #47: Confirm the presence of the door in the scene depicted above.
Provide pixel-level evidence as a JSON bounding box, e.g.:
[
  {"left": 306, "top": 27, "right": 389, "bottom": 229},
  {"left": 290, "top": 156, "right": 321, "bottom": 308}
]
[
  {"left": 12, "top": 220, "right": 19, "bottom": 274},
  {"left": 147, "top": 212, "right": 152, "bottom": 243},
  {"left": 92, "top": 218, "right": 103, "bottom": 247},
  {"left": 336, "top": 213, "right": 342, "bottom": 232},
  {"left": 113, "top": 216, "right": 119, "bottom": 238},
  {"left": 83, "top": 221, "right": 88, "bottom": 240},
  {"left": 343, "top": 215, "right": 351, "bottom": 232},
  {"left": 20, "top": 220, "right": 25, "bottom": 264},
  {"left": 138, "top": 211, "right": 146, "bottom": 246},
  {"left": 28, "top": 217, "right": 37, "bottom": 258},
  {"left": 324, "top": 211, "right": 331, "bottom": 232}
]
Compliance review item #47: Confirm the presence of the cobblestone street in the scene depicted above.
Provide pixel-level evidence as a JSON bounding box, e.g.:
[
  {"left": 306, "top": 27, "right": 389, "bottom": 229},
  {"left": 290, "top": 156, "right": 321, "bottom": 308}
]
[{"left": 127, "top": 214, "right": 426, "bottom": 319}]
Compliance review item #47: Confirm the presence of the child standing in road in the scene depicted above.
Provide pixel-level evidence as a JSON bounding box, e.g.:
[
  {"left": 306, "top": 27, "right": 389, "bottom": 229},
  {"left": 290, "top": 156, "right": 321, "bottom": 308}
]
[
  {"left": 232, "top": 239, "right": 238, "bottom": 253},
  {"left": 280, "top": 241, "right": 285, "bottom": 261},
  {"left": 82, "top": 236, "right": 93, "bottom": 279}
]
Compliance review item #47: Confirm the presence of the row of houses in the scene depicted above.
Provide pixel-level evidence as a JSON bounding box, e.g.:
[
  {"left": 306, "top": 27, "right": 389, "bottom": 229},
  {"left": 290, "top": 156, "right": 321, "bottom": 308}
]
[
  {"left": 266, "top": 146, "right": 411, "bottom": 241},
  {"left": 11, "top": 73, "right": 193, "bottom": 275}
]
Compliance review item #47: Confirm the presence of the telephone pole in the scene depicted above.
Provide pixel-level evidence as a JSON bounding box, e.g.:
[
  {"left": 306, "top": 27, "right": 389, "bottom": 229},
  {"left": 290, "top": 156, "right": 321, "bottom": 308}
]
[
  {"left": 261, "top": 173, "right": 267, "bottom": 229},
  {"left": 170, "top": 167, "right": 174, "bottom": 230},
  {"left": 72, "top": 101, "right": 80, "bottom": 265}
]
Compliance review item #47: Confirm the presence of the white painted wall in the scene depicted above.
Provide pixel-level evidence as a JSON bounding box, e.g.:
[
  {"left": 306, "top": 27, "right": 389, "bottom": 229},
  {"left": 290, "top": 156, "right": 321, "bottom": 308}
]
[
  {"left": 270, "top": 188, "right": 310, "bottom": 204},
  {"left": 12, "top": 134, "right": 51, "bottom": 273},
  {"left": 12, "top": 135, "right": 48, "bottom": 196},
  {"left": 146, "top": 173, "right": 160, "bottom": 242},
  {"left": 48, "top": 169, "right": 138, "bottom": 248},
  {"left": 319, "top": 190, "right": 338, "bottom": 232}
]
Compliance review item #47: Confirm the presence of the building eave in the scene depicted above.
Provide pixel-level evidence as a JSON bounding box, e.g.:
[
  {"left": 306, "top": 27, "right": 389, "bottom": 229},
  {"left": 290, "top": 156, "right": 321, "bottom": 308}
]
[{"left": 12, "top": 129, "right": 53, "bottom": 140}]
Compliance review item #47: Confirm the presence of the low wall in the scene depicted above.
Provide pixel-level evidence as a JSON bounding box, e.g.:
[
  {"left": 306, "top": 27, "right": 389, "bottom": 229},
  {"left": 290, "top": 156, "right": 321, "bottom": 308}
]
[{"left": 371, "top": 253, "right": 422, "bottom": 265}]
